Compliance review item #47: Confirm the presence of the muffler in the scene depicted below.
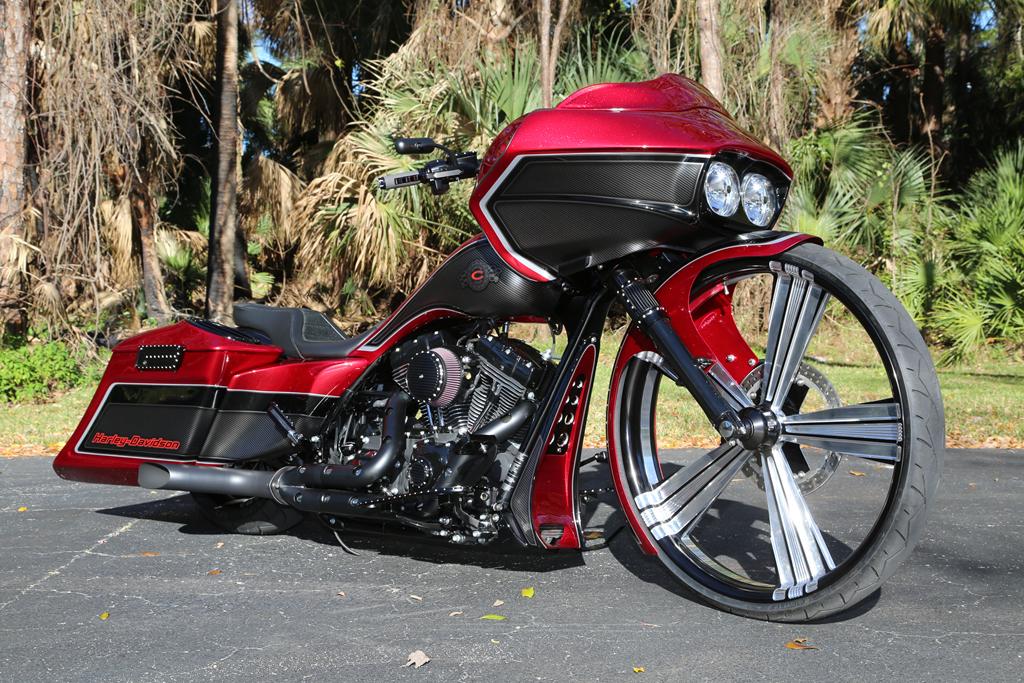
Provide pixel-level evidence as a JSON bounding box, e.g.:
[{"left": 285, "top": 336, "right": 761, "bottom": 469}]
[
  {"left": 137, "top": 462, "right": 274, "bottom": 499},
  {"left": 138, "top": 461, "right": 383, "bottom": 517}
]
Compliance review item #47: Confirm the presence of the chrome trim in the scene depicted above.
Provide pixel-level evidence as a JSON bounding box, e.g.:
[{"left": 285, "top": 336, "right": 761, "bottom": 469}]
[
  {"left": 763, "top": 262, "right": 829, "bottom": 411},
  {"left": 634, "top": 443, "right": 750, "bottom": 540},
  {"left": 763, "top": 446, "right": 836, "bottom": 600},
  {"left": 780, "top": 401, "right": 903, "bottom": 463}
]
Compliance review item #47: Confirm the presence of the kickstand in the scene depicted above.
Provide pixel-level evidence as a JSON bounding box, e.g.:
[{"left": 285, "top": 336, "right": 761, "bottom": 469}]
[{"left": 333, "top": 529, "right": 360, "bottom": 556}]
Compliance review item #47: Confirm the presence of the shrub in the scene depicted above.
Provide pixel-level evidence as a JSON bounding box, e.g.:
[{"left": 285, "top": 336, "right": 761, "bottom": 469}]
[{"left": 0, "top": 342, "right": 91, "bottom": 403}]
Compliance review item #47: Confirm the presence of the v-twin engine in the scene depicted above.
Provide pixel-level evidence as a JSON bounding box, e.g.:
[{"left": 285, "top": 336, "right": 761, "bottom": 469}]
[{"left": 391, "top": 330, "right": 548, "bottom": 439}]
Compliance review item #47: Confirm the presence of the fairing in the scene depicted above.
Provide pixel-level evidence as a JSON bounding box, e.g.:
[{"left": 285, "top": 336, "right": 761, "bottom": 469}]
[{"left": 470, "top": 74, "right": 793, "bottom": 282}]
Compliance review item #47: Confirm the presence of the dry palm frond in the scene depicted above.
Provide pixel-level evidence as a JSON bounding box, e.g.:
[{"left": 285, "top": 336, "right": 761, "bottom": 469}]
[
  {"left": 28, "top": 0, "right": 207, "bottom": 336},
  {"left": 240, "top": 155, "right": 306, "bottom": 249},
  {"left": 98, "top": 195, "right": 137, "bottom": 290},
  {"left": 274, "top": 66, "right": 349, "bottom": 140}
]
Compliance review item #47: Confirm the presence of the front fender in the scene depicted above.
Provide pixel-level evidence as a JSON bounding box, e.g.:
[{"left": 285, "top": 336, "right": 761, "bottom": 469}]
[{"left": 607, "top": 231, "right": 821, "bottom": 555}]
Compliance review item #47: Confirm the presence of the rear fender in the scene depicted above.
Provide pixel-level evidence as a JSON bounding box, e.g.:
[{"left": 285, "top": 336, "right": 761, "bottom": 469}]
[{"left": 607, "top": 232, "right": 820, "bottom": 554}]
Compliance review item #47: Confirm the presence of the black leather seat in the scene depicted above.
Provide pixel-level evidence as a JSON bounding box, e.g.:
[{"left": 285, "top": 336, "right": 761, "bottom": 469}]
[{"left": 233, "top": 303, "right": 368, "bottom": 359}]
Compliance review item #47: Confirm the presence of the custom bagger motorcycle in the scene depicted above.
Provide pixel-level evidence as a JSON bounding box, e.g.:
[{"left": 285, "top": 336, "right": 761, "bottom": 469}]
[{"left": 54, "top": 75, "right": 943, "bottom": 621}]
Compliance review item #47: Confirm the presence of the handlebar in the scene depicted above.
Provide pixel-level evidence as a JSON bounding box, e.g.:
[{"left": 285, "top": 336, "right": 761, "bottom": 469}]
[{"left": 377, "top": 137, "right": 479, "bottom": 196}]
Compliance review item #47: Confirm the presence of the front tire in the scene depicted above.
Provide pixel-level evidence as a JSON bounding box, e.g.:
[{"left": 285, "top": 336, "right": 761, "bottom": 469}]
[{"left": 614, "top": 244, "right": 944, "bottom": 621}]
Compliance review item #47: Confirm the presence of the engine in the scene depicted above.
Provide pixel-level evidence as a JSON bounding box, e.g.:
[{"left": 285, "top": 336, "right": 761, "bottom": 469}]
[{"left": 390, "top": 330, "right": 547, "bottom": 437}]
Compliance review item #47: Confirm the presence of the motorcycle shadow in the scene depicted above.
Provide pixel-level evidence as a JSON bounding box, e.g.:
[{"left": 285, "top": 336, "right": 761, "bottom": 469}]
[{"left": 99, "top": 493, "right": 587, "bottom": 573}]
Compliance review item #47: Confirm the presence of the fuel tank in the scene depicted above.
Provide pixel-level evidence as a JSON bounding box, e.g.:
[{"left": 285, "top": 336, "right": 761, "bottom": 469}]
[{"left": 469, "top": 74, "right": 793, "bottom": 282}]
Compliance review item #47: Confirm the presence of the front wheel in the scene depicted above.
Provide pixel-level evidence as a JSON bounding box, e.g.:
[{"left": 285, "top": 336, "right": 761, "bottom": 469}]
[{"left": 613, "top": 244, "right": 944, "bottom": 621}]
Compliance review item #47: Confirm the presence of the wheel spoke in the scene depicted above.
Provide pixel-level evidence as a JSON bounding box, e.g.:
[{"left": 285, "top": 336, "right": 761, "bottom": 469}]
[
  {"left": 706, "top": 361, "right": 754, "bottom": 411},
  {"left": 635, "top": 443, "right": 751, "bottom": 540},
  {"left": 763, "top": 263, "right": 829, "bottom": 411},
  {"left": 762, "top": 447, "right": 836, "bottom": 601},
  {"left": 780, "top": 401, "right": 902, "bottom": 463}
]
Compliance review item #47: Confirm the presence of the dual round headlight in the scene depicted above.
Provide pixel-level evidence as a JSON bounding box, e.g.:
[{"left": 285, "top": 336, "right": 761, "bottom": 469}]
[{"left": 703, "top": 161, "right": 777, "bottom": 227}]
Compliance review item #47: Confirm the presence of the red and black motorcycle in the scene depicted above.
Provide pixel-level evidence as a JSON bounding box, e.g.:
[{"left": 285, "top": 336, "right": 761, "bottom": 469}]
[{"left": 54, "top": 75, "right": 943, "bottom": 621}]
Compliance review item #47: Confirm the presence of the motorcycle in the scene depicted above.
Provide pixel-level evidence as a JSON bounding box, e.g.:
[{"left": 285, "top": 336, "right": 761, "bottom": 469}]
[{"left": 53, "top": 74, "right": 943, "bottom": 621}]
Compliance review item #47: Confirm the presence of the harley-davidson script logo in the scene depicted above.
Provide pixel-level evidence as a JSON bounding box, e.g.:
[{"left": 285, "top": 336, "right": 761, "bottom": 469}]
[{"left": 91, "top": 432, "right": 181, "bottom": 450}]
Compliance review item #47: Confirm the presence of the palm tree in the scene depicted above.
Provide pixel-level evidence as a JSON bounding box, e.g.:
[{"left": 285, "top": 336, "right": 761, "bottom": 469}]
[
  {"left": 207, "top": 0, "right": 243, "bottom": 324},
  {"left": 0, "top": 0, "right": 29, "bottom": 337}
]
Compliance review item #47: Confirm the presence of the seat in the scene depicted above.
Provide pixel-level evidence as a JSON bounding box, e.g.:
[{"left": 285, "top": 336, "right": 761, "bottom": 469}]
[{"left": 233, "top": 303, "right": 369, "bottom": 359}]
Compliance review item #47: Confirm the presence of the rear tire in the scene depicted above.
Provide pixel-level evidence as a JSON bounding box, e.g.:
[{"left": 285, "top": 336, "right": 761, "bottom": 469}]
[
  {"left": 189, "top": 460, "right": 304, "bottom": 535},
  {"left": 191, "top": 492, "right": 304, "bottom": 535}
]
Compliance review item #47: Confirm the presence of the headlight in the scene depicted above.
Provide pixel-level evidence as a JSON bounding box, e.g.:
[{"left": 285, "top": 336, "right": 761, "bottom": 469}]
[
  {"left": 703, "top": 162, "right": 740, "bottom": 217},
  {"left": 740, "top": 173, "right": 777, "bottom": 227}
]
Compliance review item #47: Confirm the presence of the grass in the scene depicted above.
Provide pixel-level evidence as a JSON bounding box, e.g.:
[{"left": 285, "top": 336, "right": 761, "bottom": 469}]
[{"left": 1, "top": 329, "right": 1021, "bottom": 457}]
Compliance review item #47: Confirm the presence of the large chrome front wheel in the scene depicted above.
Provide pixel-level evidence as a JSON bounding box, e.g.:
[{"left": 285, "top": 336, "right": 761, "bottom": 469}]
[{"left": 614, "top": 244, "right": 944, "bottom": 621}]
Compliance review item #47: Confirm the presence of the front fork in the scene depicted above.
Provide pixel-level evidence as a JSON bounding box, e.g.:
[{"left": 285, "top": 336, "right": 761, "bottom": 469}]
[{"left": 609, "top": 266, "right": 770, "bottom": 450}]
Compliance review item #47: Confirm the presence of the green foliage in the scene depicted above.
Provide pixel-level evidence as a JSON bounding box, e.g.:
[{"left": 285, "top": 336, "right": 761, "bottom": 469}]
[
  {"left": 932, "top": 140, "right": 1024, "bottom": 362},
  {"left": 783, "top": 117, "right": 948, "bottom": 270},
  {"left": 0, "top": 343, "right": 91, "bottom": 403}
]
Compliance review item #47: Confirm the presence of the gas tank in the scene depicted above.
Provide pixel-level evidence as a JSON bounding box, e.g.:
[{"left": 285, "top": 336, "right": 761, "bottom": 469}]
[{"left": 469, "top": 74, "right": 792, "bottom": 282}]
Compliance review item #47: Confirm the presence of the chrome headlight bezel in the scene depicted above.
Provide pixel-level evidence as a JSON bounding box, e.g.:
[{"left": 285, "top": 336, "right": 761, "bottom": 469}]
[
  {"left": 703, "top": 161, "right": 741, "bottom": 217},
  {"left": 699, "top": 154, "right": 789, "bottom": 230},
  {"left": 740, "top": 172, "right": 777, "bottom": 227}
]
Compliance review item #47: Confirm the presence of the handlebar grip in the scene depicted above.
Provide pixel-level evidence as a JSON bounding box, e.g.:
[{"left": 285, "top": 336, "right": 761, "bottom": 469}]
[
  {"left": 378, "top": 171, "right": 422, "bottom": 191},
  {"left": 394, "top": 137, "right": 436, "bottom": 155}
]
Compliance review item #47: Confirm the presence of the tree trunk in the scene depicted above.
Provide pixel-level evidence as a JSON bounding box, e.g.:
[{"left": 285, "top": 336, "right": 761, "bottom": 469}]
[
  {"left": 814, "top": 0, "right": 857, "bottom": 128},
  {"left": 0, "top": 0, "right": 29, "bottom": 337},
  {"left": 128, "top": 174, "right": 172, "bottom": 324},
  {"left": 537, "top": 0, "right": 553, "bottom": 108},
  {"left": 922, "top": 22, "right": 946, "bottom": 160},
  {"left": 206, "top": 0, "right": 240, "bottom": 324},
  {"left": 695, "top": 0, "right": 725, "bottom": 101},
  {"left": 766, "top": 0, "right": 789, "bottom": 150},
  {"left": 537, "top": 0, "right": 573, "bottom": 108}
]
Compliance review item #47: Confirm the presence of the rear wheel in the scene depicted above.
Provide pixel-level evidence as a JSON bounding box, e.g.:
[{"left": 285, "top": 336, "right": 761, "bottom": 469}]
[
  {"left": 614, "top": 244, "right": 943, "bottom": 621},
  {"left": 191, "top": 460, "right": 303, "bottom": 535}
]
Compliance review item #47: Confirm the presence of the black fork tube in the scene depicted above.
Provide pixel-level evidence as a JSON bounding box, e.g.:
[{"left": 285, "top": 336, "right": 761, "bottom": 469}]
[{"left": 610, "top": 267, "right": 747, "bottom": 441}]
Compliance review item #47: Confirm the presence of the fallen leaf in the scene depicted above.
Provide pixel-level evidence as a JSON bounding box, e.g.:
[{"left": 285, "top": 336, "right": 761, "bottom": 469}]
[
  {"left": 16, "top": 506, "right": 27, "bottom": 512},
  {"left": 583, "top": 530, "right": 603, "bottom": 540},
  {"left": 448, "top": 611, "right": 463, "bottom": 617},
  {"left": 214, "top": 542, "right": 225, "bottom": 549},
  {"left": 140, "top": 551, "right": 160, "bottom": 557},
  {"left": 207, "top": 569, "right": 222, "bottom": 576},
  {"left": 409, "top": 594, "right": 423, "bottom": 602},
  {"left": 633, "top": 666, "right": 646, "bottom": 673},
  {"left": 402, "top": 650, "right": 430, "bottom": 669},
  {"left": 98, "top": 612, "right": 110, "bottom": 621},
  {"left": 480, "top": 614, "right": 506, "bottom": 621},
  {"left": 336, "top": 592, "right": 346, "bottom": 598},
  {"left": 492, "top": 599, "right": 505, "bottom": 607},
  {"left": 490, "top": 639, "right": 500, "bottom": 644},
  {"left": 521, "top": 587, "right": 535, "bottom": 598},
  {"left": 848, "top": 470, "right": 866, "bottom": 477},
  {"left": 785, "top": 638, "right": 817, "bottom": 650}
]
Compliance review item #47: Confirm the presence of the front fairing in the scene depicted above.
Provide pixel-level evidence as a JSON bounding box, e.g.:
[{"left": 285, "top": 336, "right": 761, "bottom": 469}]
[{"left": 469, "top": 75, "right": 793, "bottom": 283}]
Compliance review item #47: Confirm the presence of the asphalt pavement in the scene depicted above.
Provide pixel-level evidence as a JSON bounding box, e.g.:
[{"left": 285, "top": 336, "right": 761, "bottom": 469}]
[{"left": 1, "top": 449, "right": 1022, "bottom": 682}]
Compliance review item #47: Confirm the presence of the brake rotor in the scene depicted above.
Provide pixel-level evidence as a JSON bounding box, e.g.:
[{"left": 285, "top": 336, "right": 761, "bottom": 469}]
[{"left": 741, "top": 361, "right": 842, "bottom": 494}]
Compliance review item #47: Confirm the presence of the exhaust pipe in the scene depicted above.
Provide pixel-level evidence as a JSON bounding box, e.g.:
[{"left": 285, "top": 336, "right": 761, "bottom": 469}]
[
  {"left": 138, "top": 461, "right": 384, "bottom": 517},
  {"left": 138, "top": 462, "right": 275, "bottom": 499}
]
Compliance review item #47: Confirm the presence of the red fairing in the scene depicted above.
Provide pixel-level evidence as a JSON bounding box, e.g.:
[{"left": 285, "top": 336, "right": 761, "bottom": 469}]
[
  {"left": 531, "top": 343, "right": 598, "bottom": 550},
  {"left": 53, "top": 322, "right": 368, "bottom": 486},
  {"left": 607, "top": 233, "right": 819, "bottom": 555},
  {"left": 470, "top": 74, "right": 792, "bottom": 282}
]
